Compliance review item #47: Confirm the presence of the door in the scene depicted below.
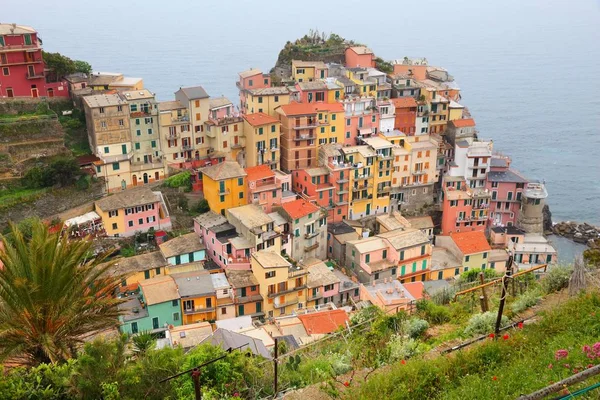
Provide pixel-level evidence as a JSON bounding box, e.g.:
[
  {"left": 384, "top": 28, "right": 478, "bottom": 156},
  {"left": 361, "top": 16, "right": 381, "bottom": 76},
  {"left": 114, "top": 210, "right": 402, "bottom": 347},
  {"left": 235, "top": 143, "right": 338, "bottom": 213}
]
[
  {"left": 132, "top": 175, "right": 138, "bottom": 186},
  {"left": 438, "top": 271, "right": 443, "bottom": 280},
  {"left": 152, "top": 317, "right": 159, "bottom": 329},
  {"left": 47, "top": 88, "right": 54, "bottom": 98},
  {"left": 31, "top": 88, "right": 39, "bottom": 98},
  {"left": 366, "top": 203, "right": 371, "bottom": 215},
  {"left": 143, "top": 173, "right": 149, "bottom": 184},
  {"left": 27, "top": 65, "right": 35, "bottom": 77},
  {"left": 256, "top": 302, "right": 261, "bottom": 313},
  {"left": 238, "top": 305, "right": 244, "bottom": 316},
  {"left": 240, "top": 287, "right": 247, "bottom": 297},
  {"left": 6, "top": 88, "right": 13, "bottom": 98},
  {"left": 155, "top": 172, "right": 159, "bottom": 181},
  {"left": 121, "top": 179, "right": 126, "bottom": 190},
  {"left": 205, "top": 298, "right": 212, "bottom": 308}
]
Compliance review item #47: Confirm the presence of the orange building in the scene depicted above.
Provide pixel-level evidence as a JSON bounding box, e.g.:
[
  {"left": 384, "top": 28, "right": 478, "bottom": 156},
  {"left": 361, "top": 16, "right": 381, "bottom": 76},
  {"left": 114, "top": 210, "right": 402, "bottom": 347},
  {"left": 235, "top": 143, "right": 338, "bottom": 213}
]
[{"left": 345, "top": 46, "right": 376, "bottom": 68}]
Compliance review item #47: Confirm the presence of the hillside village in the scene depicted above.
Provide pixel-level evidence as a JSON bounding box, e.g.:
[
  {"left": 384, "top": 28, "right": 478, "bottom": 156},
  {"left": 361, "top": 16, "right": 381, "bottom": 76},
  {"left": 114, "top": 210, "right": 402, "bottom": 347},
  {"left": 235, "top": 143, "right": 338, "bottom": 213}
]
[{"left": 2, "top": 24, "right": 591, "bottom": 399}]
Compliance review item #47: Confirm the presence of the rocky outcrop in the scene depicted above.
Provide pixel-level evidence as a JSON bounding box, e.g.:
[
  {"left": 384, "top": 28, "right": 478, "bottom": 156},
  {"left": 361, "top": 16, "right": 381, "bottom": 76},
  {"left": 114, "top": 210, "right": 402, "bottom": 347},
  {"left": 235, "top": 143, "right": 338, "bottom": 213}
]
[
  {"left": 553, "top": 221, "right": 600, "bottom": 247},
  {"left": 542, "top": 204, "right": 553, "bottom": 234}
]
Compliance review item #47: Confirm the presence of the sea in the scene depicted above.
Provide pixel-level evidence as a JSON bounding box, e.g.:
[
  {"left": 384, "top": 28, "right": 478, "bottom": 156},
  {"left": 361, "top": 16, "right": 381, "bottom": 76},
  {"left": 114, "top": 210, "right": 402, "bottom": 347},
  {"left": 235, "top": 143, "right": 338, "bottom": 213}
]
[{"left": 5, "top": 0, "right": 600, "bottom": 260}]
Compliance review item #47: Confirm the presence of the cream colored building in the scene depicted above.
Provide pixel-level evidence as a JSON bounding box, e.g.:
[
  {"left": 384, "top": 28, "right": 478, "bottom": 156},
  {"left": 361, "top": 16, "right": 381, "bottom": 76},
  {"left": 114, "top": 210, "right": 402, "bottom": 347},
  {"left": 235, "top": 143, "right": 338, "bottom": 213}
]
[
  {"left": 175, "top": 86, "right": 211, "bottom": 159},
  {"left": 158, "top": 100, "right": 192, "bottom": 164}
]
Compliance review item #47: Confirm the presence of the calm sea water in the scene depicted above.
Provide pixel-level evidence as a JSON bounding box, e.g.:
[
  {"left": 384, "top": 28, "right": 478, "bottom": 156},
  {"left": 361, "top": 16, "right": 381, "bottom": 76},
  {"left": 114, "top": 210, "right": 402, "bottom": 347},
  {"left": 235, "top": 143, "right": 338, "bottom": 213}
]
[{"left": 4, "top": 0, "right": 600, "bottom": 227}]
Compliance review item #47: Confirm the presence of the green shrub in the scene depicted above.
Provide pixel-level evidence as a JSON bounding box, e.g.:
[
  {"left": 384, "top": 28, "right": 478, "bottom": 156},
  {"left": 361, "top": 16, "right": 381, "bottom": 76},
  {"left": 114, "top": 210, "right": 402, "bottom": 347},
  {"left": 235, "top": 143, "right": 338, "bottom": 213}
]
[
  {"left": 192, "top": 198, "right": 210, "bottom": 214},
  {"left": 463, "top": 312, "right": 509, "bottom": 337},
  {"left": 388, "top": 336, "right": 422, "bottom": 362},
  {"left": 416, "top": 300, "right": 451, "bottom": 325},
  {"left": 541, "top": 265, "right": 572, "bottom": 294},
  {"left": 402, "top": 318, "right": 429, "bottom": 339},
  {"left": 510, "top": 289, "right": 541, "bottom": 314},
  {"left": 460, "top": 268, "right": 498, "bottom": 283},
  {"left": 163, "top": 171, "right": 191, "bottom": 188}
]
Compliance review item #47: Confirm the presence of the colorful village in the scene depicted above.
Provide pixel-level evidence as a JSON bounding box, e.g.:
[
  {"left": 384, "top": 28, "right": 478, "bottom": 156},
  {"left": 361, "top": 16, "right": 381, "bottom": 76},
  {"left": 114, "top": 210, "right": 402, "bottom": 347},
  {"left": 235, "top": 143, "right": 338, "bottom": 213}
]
[{"left": 0, "top": 25, "right": 559, "bottom": 355}]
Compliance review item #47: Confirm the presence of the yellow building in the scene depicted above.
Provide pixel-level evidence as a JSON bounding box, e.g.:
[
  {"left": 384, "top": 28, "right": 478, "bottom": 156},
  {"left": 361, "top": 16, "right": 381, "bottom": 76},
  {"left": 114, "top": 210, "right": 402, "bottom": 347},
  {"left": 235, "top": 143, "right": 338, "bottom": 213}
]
[
  {"left": 251, "top": 250, "right": 308, "bottom": 318},
  {"left": 158, "top": 100, "right": 192, "bottom": 163},
  {"left": 346, "top": 68, "right": 378, "bottom": 98},
  {"left": 175, "top": 86, "right": 211, "bottom": 159},
  {"left": 432, "top": 232, "right": 492, "bottom": 280},
  {"left": 325, "top": 80, "right": 344, "bottom": 103},
  {"left": 109, "top": 252, "right": 168, "bottom": 290},
  {"left": 316, "top": 103, "right": 345, "bottom": 145},
  {"left": 199, "top": 161, "right": 247, "bottom": 215},
  {"left": 291, "top": 60, "right": 328, "bottom": 82},
  {"left": 205, "top": 97, "right": 245, "bottom": 162},
  {"left": 448, "top": 99, "right": 465, "bottom": 122},
  {"left": 340, "top": 137, "right": 393, "bottom": 220},
  {"left": 244, "top": 87, "right": 291, "bottom": 117},
  {"left": 172, "top": 271, "right": 217, "bottom": 324},
  {"left": 242, "top": 113, "right": 281, "bottom": 169}
]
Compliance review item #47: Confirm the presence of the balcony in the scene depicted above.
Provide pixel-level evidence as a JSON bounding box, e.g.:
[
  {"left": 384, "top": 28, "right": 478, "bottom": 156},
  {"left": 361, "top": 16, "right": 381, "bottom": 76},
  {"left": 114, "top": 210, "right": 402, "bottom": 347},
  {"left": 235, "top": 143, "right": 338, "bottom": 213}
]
[
  {"left": 352, "top": 194, "right": 373, "bottom": 203},
  {"left": 307, "top": 292, "right": 323, "bottom": 302},
  {"left": 231, "top": 143, "right": 243, "bottom": 149},
  {"left": 183, "top": 306, "right": 216, "bottom": 315},
  {"left": 268, "top": 285, "right": 307, "bottom": 298},
  {"left": 26, "top": 71, "right": 44, "bottom": 79},
  {"left": 130, "top": 159, "right": 164, "bottom": 172},
  {"left": 167, "top": 132, "right": 180, "bottom": 139},
  {"left": 100, "top": 151, "right": 133, "bottom": 163},
  {"left": 336, "top": 178, "right": 349, "bottom": 183},
  {"left": 337, "top": 189, "right": 349, "bottom": 194},
  {"left": 234, "top": 294, "right": 263, "bottom": 304},
  {"left": 304, "top": 242, "right": 319, "bottom": 252},
  {"left": 182, "top": 144, "right": 193, "bottom": 151},
  {"left": 273, "top": 297, "right": 299, "bottom": 309},
  {"left": 352, "top": 183, "right": 373, "bottom": 192},
  {"left": 293, "top": 120, "right": 318, "bottom": 130},
  {"left": 293, "top": 134, "right": 316, "bottom": 141},
  {"left": 172, "top": 115, "right": 190, "bottom": 123},
  {"left": 379, "top": 186, "right": 391, "bottom": 193},
  {"left": 468, "top": 163, "right": 488, "bottom": 169},
  {"left": 377, "top": 153, "right": 394, "bottom": 161},
  {"left": 335, "top": 200, "right": 349, "bottom": 206},
  {"left": 412, "top": 169, "right": 427, "bottom": 176},
  {"left": 218, "top": 188, "right": 230, "bottom": 195},
  {"left": 305, "top": 231, "right": 319, "bottom": 239}
]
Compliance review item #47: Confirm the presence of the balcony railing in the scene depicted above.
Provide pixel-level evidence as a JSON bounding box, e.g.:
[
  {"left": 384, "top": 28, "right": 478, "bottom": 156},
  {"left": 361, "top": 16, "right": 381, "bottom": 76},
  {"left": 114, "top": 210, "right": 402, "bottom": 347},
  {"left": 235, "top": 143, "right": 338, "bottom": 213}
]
[
  {"left": 293, "top": 134, "right": 316, "bottom": 141},
  {"left": 293, "top": 120, "right": 318, "bottom": 130},
  {"left": 268, "top": 285, "right": 307, "bottom": 298},
  {"left": 304, "top": 242, "right": 319, "bottom": 252},
  {"left": 469, "top": 163, "right": 488, "bottom": 169},
  {"left": 26, "top": 71, "right": 44, "bottom": 79},
  {"left": 307, "top": 292, "right": 323, "bottom": 301},
  {"left": 183, "top": 306, "right": 215, "bottom": 315},
  {"left": 352, "top": 184, "right": 373, "bottom": 192},
  {"left": 412, "top": 169, "right": 427, "bottom": 175},
  {"left": 172, "top": 115, "right": 190, "bottom": 123},
  {"left": 234, "top": 294, "right": 263, "bottom": 304},
  {"left": 304, "top": 231, "right": 319, "bottom": 239},
  {"left": 273, "top": 298, "right": 299, "bottom": 309},
  {"left": 182, "top": 144, "right": 193, "bottom": 151}
]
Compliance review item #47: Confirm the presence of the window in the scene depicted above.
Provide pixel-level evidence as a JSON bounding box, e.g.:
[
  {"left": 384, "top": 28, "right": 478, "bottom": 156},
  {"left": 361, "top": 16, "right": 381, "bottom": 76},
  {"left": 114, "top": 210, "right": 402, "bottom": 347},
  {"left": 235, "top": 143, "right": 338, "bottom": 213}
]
[
  {"left": 135, "top": 143, "right": 140, "bottom": 150},
  {"left": 271, "top": 124, "right": 276, "bottom": 133},
  {"left": 382, "top": 250, "right": 387, "bottom": 259},
  {"left": 108, "top": 209, "right": 119, "bottom": 218},
  {"left": 131, "top": 322, "right": 138, "bottom": 334},
  {"left": 2, "top": 67, "right": 9, "bottom": 76},
  {"left": 454, "top": 268, "right": 460, "bottom": 276},
  {"left": 101, "top": 121, "right": 107, "bottom": 128},
  {"left": 118, "top": 119, "right": 124, "bottom": 126},
  {"left": 138, "top": 218, "right": 143, "bottom": 225},
  {"left": 172, "top": 299, "right": 178, "bottom": 307},
  {"left": 374, "top": 273, "right": 379, "bottom": 280},
  {"left": 239, "top": 192, "right": 244, "bottom": 199},
  {"left": 465, "top": 255, "right": 470, "bottom": 262},
  {"left": 274, "top": 95, "right": 279, "bottom": 102},
  {"left": 99, "top": 107, "right": 105, "bottom": 114},
  {"left": 144, "top": 270, "right": 150, "bottom": 279},
  {"left": 265, "top": 271, "right": 275, "bottom": 279},
  {"left": 400, "top": 250, "right": 405, "bottom": 261},
  {"left": 112, "top": 162, "right": 120, "bottom": 171},
  {"left": 483, "top": 252, "right": 488, "bottom": 259},
  {"left": 420, "top": 245, "right": 426, "bottom": 256},
  {"left": 238, "top": 177, "right": 244, "bottom": 186},
  {"left": 112, "top": 223, "right": 118, "bottom": 230},
  {"left": 128, "top": 221, "right": 134, "bottom": 227},
  {"left": 365, "top": 254, "right": 370, "bottom": 263},
  {"left": 104, "top": 146, "right": 110, "bottom": 154}
]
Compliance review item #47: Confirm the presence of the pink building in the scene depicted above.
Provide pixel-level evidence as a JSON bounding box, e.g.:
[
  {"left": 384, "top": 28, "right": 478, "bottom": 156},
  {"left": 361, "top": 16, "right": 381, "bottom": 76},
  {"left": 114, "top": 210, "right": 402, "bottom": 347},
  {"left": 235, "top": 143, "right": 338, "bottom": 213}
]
[
  {"left": 341, "top": 97, "right": 380, "bottom": 146},
  {"left": 440, "top": 176, "right": 490, "bottom": 236},
  {"left": 237, "top": 68, "right": 270, "bottom": 113},
  {"left": 295, "top": 81, "right": 328, "bottom": 103},
  {"left": 486, "top": 156, "right": 528, "bottom": 227},
  {"left": 306, "top": 261, "right": 341, "bottom": 306},
  {"left": 194, "top": 211, "right": 251, "bottom": 270},
  {"left": 245, "top": 164, "right": 294, "bottom": 214},
  {"left": 344, "top": 46, "right": 376, "bottom": 68}
]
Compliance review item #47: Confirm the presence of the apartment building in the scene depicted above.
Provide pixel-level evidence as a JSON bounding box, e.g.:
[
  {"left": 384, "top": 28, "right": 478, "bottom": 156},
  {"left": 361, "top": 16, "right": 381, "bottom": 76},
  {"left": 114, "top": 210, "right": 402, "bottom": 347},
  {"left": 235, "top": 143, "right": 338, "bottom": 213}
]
[
  {"left": 199, "top": 161, "right": 247, "bottom": 215},
  {"left": 242, "top": 113, "right": 281, "bottom": 169},
  {"left": 226, "top": 269, "right": 263, "bottom": 319},
  {"left": 158, "top": 100, "right": 192, "bottom": 163},
  {"left": 278, "top": 199, "right": 327, "bottom": 261},
  {"left": 173, "top": 271, "right": 217, "bottom": 325},
  {"left": 175, "top": 86, "right": 211, "bottom": 158},
  {"left": 205, "top": 97, "right": 245, "bottom": 162},
  {"left": 440, "top": 176, "right": 491, "bottom": 235},
  {"left": 246, "top": 164, "right": 294, "bottom": 213}
]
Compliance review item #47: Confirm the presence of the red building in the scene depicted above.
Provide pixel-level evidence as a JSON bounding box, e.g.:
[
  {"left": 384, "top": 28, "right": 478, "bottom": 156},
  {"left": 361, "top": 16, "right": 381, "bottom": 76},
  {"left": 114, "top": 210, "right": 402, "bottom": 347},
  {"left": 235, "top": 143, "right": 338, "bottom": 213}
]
[
  {"left": 392, "top": 97, "right": 417, "bottom": 135},
  {"left": 0, "top": 24, "right": 69, "bottom": 98}
]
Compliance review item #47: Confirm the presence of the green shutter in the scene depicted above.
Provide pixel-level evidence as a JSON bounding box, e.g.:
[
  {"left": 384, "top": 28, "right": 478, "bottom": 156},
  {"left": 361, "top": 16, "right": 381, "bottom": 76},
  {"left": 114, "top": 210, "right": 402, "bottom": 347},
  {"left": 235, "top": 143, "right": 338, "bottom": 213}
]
[
  {"left": 122, "top": 144, "right": 127, "bottom": 154},
  {"left": 238, "top": 305, "right": 244, "bottom": 316}
]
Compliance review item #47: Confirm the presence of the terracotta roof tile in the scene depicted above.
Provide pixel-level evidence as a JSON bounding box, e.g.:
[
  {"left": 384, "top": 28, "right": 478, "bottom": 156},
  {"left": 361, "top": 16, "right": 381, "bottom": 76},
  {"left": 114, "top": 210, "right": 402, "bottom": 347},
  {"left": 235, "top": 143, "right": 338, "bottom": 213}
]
[
  {"left": 243, "top": 112, "right": 279, "bottom": 127},
  {"left": 281, "top": 199, "right": 320, "bottom": 220},
  {"left": 450, "top": 118, "right": 475, "bottom": 128},
  {"left": 391, "top": 97, "right": 418, "bottom": 108},
  {"left": 451, "top": 231, "right": 491, "bottom": 255},
  {"left": 278, "top": 102, "right": 343, "bottom": 116},
  {"left": 245, "top": 164, "right": 275, "bottom": 182},
  {"left": 403, "top": 281, "right": 425, "bottom": 300},
  {"left": 297, "top": 309, "right": 349, "bottom": 335}
]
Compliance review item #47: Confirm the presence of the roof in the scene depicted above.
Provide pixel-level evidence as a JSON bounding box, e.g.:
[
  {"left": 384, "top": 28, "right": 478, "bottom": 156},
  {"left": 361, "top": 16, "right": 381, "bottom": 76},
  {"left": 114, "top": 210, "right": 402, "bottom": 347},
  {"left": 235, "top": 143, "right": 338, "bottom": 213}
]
[
  {"left": 297, "top": 81, "right": 328, "bottom": 91},
  {"left": 377, "top": 228, "right": 430, "bottom": 250},
  {"left": 64, "top": 211, "right": 101, "bottom": 227},
  {"left": 403, "top": 282, "right": 426, "bottom": 300},
  {"left": 245, "top": 164, "right": 275, "bottom": 182},
  {"left": 158, "top": 100, "right": 186, "bottom": 111},
  {"left": 83, "top": 93, "right": 127, "bottom": 108},
  {"left": 172, "top": 271, "right": 214, "bottom": 297},
  {"left": 139, "top": 275, "right": 179, "bottom": 305},
  {"left": 278, "top": 102, "right": 318, "bottom": 116},
  {"left": 243, "top": 112, "right": 279, "bottom": 127},
  {"left": 307, "top": 262, "right": 340, "bottom": 288},
  {"left": 247, "top": 87, "right": 290, "bottom": 96},
  {"left": 292, "top": 60, "right": 327, "bottom": 69},
  {"left": 0, "top": 24, "right": 36, "bottom": 35},
  {"left": 268, "top": 211, "right": 287, "bottom": 227},
  {"left": 305, "top": 167, "right": 330, "bottom": 177},
  {"left": 328, "top": 222, "right": 356, "bottom": 236},
  {"left": 227, "top": 204, "right": 272, "bottom": 229},
  {"left": 119, "top": 297, "right": 148, "bottom": 322},
  {"left": 210, "top": 272, "right": 230, "bottom": 289},
  {"left": 252, "top": 251, "right": 291, "bottom": 269},
  {"left": 111, "top": 251, "right": 167, "bottom": 276},
  {"left": 376, "top": 213, "right": 410, "bottom": 232},
  {"left": 121, "top": 89, "right": 153, "bottom": 100},
  {"left": 391, "top": 97, "right": 418, "bottom": 108},
  {"left": 450, "top": 231, "right": 492, "bottom": 255},
  {"left": 238, "top": 68, "right": 262, "bottom": 78},
  {"left": 226, "top": 269, "right": 259, "bottom": 288},
  {"left": 159, "top": 233, "right": 205, "bottom": 258},
  {"left": 405, "top": 216, "right": 434, "bottom": 230},
  {"left": 201, "top": 328, "right": 272, "bottom": 359},
  {"left": 348, "top": 46, "right": 373, "bottom": 55},
  {"left": 490, "top": 157, "right": 509, "bottom": 168},
  {"left": 491, "top": 226, "right": 525, "bottom": 235},
  {"left": 170, "top": 322, "right": 213, "bottom": 349},
  {"left": 347, "top": 237, "right": 388, "bottom": 253},
  {"left": 450, "top": 118, "right": 476, "bottom": 128},
  {"left": 194, "top": 211, "right": 227, "bottom": 229},
  {"left": 209, "top": 96, "right": 232, "bottom": 109},
  {"left": 200, "top": 161, "right": 246, "bottom": 181},
  {"left": 431, "top": 247, "right": 462, "bottom": 270},
  {"left": 487, "top": 170, "right": 528, "bottom": 184},
  {"left": 281, "top": 199, "right": 320, "bottom": 220},
  {"left": 362, "top": 136, "right": 393, "bottom": 150},
  {"left": 298, "top": 309, "right": 349, "bottom": 335},
  {"left": 176, "top": 86, "right": 209, "bottom": 100},
  {"left": 95, "top": 187, "right": 159, "bottom": 211}
]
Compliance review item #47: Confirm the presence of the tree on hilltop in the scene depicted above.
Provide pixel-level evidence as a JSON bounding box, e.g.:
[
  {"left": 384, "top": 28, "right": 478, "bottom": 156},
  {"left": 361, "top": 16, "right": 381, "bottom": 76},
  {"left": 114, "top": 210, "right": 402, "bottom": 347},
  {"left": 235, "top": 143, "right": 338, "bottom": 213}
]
[{"left": 0, "top": 220, "right": 122, "bottom": 365}]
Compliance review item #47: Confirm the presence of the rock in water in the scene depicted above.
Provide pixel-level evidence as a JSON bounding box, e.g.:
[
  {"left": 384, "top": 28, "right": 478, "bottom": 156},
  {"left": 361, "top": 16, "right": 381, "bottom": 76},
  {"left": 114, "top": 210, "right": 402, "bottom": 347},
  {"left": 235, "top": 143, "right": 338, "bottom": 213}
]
[{"left": 543, "top": 204, "right": 553, "bottom": 233}]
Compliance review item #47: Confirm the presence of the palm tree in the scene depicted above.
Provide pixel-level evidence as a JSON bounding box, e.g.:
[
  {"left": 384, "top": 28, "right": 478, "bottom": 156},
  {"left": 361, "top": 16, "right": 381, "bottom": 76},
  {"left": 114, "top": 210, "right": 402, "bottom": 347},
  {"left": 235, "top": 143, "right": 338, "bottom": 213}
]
[
  {"left": 0, "top": 219, "right": 122, "bottom": 365},
  {"left": 130, "top": 331, "right": 156, "bottom": 358}
]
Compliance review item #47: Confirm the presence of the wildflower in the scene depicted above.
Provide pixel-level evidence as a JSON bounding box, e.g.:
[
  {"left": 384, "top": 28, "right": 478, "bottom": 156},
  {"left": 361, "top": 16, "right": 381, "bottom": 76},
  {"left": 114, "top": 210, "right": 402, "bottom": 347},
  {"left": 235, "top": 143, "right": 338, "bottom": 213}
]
[
  {"left": 583, "top": 345, "right": 592, "bottom": 353},
  {"left": 573, "top": 368, "right": 579, "bottom": 374},
  {"left": 564, "top": 364, "right": 570, "bottom": 369},
  {"left": 488, "top": 333, "right": 495, "bottom": 339},
  {"left": 492, "top": 376, "right": 497, "bottom": 381},
  {"left": 555, "top": 349, "right": 569, "bottom": 360},
  {"left": 401, "top": 360, "right": 406, "bottom": 365},
  {"left": 588, "top": 364, "right": 594, "bottom": 369},
  {"left": 588, "top": 353, "right": 596, "bottom": 359},
  {"left": 233, "top": 393, "right": 240, "bottom": 398},
  {"left": 343, "top": 382, "right": 350, "bottom": 387},
  {"left": 517, "top": 322, "right": 524, "bottom": 329},
  {"left": 548, "top": 363, "right": 553, "bottom": 369},
  {"left": 502, "top": 334, "right": 510, "bottom": 340},
  {"left": 593, "top": 342, "right": 600, "bottom": 355}
]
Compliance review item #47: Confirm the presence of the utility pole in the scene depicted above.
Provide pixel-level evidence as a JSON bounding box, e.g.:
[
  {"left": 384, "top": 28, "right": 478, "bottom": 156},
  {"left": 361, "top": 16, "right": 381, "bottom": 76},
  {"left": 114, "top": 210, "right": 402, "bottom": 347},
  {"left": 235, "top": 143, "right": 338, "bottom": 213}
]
[
  {"left": 495, "top": 255, "right": 513, "bottom": 336},
  {"left": 274, "top": 337, "right": 279, "bottom": 398},
  {"left": 479, "top": 271, "right": 489, "bottom": 312},
  {"left": 191, "top": 368, "right": 202, "bottom": 400}
]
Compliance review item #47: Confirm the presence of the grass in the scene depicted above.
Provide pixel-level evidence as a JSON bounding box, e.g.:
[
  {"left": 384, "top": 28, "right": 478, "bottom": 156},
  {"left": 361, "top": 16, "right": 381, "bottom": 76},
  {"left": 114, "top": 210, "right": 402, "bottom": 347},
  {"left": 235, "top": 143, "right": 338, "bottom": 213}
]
[
  {"left": 0, "top": 185, "right": 47, "bottom": 212},
  {"left": 344, "top": 292, "right": 600, "bottom": 400},
  {"left": 59, "top": 112, "right": 91, "bottom": 156}
]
